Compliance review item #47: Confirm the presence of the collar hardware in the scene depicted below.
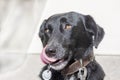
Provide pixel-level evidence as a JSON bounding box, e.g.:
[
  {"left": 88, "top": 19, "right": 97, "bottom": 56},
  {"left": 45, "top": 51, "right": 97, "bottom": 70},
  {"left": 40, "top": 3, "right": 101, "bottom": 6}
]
[
  {"left": 78, "top": 59, "right": 87, "bottom": 80},
  {"left": 61, "top": 56, "right": 94, "bottom": 77}
]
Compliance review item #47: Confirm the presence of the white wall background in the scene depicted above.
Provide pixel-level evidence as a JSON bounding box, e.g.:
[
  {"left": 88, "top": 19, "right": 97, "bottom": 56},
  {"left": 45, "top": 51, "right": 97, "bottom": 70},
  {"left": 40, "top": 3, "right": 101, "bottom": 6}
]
[
  {"left": 28, "top": 0, "right": 120, "bottom": 55},
  {"left": 0, "top": 0, "right": 47, "bottom": 74}
]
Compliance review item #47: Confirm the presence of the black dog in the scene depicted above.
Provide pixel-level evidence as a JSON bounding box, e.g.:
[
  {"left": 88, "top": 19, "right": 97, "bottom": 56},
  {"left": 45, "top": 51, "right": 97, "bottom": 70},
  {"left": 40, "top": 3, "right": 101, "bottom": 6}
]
[{"left": 39, "top": 12, "right": 105, "bottom": 80}]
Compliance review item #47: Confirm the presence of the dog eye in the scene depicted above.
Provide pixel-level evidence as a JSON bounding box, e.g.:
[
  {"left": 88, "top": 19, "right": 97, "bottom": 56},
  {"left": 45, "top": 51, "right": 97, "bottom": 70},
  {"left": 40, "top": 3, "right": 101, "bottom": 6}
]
[
  {"left": 45, "top": 28, "right": 49, "bottom": 33},
  {"left": 64, "top": 24, "right": 72, "bottom": 30}
]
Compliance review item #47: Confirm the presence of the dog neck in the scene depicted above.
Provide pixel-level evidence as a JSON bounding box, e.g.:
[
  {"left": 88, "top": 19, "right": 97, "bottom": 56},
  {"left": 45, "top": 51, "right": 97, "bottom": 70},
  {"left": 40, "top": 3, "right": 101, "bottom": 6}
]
[
  {"left": 61, "top": 53, "right": 94, "bottom": 76},
  {"left": 61, "top": 44, "right": 94, "bottom": 76}
]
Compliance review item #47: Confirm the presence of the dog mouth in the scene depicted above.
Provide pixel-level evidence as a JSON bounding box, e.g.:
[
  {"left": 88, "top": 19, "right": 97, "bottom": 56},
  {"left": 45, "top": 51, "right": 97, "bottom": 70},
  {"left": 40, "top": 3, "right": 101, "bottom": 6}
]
[
  {"left": 50, "top": 56, "right": 71, "bottom": 70},
  {"left": 51, "top": 57, "right": 68, "bottom": 65},
  {"left": 40, "top": 46, "right": 71, "bottom": 70}
]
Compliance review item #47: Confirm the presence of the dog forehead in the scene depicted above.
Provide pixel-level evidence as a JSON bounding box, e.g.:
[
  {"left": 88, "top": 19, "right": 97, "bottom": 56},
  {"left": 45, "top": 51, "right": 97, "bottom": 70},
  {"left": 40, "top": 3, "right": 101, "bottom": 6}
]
[{"left": 46, "top": 12, "right": 84, "bottom": 26}]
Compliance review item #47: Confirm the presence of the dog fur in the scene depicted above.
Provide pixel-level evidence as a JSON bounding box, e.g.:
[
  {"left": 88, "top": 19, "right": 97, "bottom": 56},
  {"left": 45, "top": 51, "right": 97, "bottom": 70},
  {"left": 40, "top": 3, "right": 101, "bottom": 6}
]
[{"left": 39, "top": 12, "right": 105, "bottom": 80}]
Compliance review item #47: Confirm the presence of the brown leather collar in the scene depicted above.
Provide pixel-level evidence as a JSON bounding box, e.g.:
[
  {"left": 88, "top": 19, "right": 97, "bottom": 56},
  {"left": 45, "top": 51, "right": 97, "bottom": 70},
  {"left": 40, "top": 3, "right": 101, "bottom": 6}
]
[{"left": 61, "top": 56, "right": 94, "bottom": 76}]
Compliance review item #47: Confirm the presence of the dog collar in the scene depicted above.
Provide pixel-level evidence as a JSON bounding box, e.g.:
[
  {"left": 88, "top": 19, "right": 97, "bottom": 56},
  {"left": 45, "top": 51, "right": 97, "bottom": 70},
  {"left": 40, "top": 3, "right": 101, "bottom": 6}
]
[{"left": 61, "top": 56, "right": 94, "bottom": 76}]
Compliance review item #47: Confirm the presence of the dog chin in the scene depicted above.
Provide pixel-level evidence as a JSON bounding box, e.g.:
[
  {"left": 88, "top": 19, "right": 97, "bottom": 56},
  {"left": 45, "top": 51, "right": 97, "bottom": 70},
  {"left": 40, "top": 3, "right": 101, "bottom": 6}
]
[
  {"left": 50, "top": 60, "right": 68, "bottom": 70},
  {"left": 50, "top": 55, "right": 72, "bottom": 70}
]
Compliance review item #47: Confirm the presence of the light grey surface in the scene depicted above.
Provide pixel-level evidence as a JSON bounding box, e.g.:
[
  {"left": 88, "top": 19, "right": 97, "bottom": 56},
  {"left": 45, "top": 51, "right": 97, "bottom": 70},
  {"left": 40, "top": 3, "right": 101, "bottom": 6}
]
[
  {"left": 0, "top": 0, "right": 46, "bottom": 52},
  {"left": 0, "top": 0, "right": 47, "bottom": 74},
  {"left": 96, "top": 55, "right": 120, "bottom": 80},
  {"left": 0, "top": 54, "right": 119, "bottom": 80},
  {"left": 0, "top": 54, "right": 43, "bottom": 80}
]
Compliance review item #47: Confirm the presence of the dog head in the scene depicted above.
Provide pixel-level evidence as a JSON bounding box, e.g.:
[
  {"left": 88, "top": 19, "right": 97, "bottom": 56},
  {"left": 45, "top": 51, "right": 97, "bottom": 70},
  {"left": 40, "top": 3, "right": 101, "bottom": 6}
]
[{"left": 39, "top": 12, "right": 104, "bottom": 70}]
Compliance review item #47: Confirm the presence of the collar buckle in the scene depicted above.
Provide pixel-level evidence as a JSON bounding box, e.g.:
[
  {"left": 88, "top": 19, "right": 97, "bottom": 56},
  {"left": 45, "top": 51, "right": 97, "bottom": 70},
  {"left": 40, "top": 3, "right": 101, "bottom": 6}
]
[{"left": 78, "top": 59, "right": 87, "bottom": 80}]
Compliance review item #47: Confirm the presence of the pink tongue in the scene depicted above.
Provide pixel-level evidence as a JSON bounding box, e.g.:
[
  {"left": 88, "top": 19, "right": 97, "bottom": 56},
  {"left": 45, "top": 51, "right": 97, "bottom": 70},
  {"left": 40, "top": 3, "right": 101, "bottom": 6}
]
[{"left": 40, "top": 46, "right": 57, "bottom": 64}]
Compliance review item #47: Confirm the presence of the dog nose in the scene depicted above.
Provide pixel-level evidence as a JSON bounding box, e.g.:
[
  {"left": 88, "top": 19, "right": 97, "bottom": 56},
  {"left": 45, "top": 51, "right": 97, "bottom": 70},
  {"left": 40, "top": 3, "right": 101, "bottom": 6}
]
[{"left": 45, "top": 47, "right": 56, "bottom": 56}]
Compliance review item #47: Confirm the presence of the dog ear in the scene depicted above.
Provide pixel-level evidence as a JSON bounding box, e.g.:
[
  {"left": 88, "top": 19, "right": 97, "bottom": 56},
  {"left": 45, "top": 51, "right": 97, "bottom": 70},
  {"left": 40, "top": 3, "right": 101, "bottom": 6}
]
[
  {"left": 39, "top": 20, "right": 47, "bottom": 46},
  {"left": 84, "top": 15, "right": 105, "bottom": 48}
]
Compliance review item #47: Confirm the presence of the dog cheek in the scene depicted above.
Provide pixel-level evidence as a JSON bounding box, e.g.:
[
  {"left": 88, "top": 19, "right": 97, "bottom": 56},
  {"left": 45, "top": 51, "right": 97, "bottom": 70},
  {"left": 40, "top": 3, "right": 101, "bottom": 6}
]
[
  {"left": 62, "top": 38, "right": 74, "bottom": 48},
  {"left": 56, "top": 47, "right": 66, "bottom": 59},
  {"left": 42, "top": 37, "right": 49, "bottom": 47},
  {"left": 73, "top": 48, "right": 86, "bottom": 60},
  {"left": 53, "top": 43, "right": 68, "bottom": 59}
]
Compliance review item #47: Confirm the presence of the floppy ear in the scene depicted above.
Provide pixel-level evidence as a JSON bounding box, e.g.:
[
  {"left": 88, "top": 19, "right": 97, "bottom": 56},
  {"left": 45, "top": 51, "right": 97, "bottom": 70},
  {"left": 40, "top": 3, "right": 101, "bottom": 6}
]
[
  {"left": 84, "top": 15, "right": 105, "bottom": 48},
  {"left": 38, "top": 20, "right": 47, "bottom": 47}
]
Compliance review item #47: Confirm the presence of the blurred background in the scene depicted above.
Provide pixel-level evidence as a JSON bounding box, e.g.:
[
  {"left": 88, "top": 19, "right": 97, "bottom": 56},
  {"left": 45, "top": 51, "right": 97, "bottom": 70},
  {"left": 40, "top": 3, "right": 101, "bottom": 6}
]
[
  {"left": 0, "top": 0, "right": 120, "bottom": 80},
  {"left": 0, "top": 0, "right": 46, "bottom": 79}
]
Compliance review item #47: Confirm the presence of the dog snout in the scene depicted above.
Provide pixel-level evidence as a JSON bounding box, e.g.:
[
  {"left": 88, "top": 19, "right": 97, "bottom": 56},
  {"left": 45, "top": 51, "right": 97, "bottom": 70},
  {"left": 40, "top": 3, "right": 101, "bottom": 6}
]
[{"left": 45, "top": 47, "right": 56, "bottom": 57}]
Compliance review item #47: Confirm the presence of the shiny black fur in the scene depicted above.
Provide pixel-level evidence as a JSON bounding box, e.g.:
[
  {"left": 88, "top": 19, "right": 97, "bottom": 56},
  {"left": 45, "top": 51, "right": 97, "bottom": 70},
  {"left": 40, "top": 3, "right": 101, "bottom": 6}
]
[{"left": 39, "top": 12, "right": 105, "bottom": 80}]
